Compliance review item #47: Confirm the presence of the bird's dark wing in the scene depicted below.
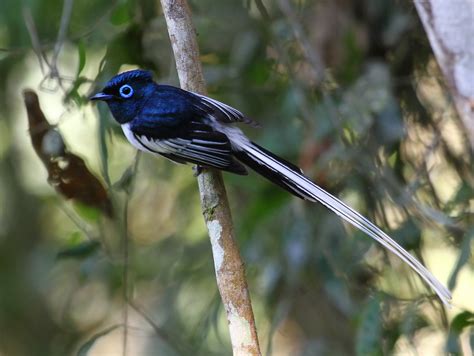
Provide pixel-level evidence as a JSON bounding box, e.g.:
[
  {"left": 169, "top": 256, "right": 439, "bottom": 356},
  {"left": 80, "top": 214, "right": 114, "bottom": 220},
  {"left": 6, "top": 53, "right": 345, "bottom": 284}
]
[
  {"left": 191, "top": 92, "right": 260, "bottom": 127},
  {"left": 128, "top": 117, "right": 247, "bottom": 175},
  {"left": 144, "top": 84, "right": 259, "bottom": 127}
]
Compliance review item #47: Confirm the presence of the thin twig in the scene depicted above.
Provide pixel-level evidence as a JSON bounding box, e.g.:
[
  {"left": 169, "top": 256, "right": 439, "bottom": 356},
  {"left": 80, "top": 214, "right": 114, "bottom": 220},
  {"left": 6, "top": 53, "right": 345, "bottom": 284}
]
[
  {"left": 128, "top": 300, "right": 190, "bottom": 355},
  {"left": 253, "top": 0, "right": 318, "bottom": 127},
  {"left": 46, "top": 0, "right": 74, "bottom": 90},
  {"left": 277, "top": 0, "right": 326, "bottom": 85},
  {"left": 52, "top": 0, "right": 74, "bottom": 67},
  {"left": 159, "top": 0, "right": 261, "bottom": 354},
  {"left": 57, "top": 202, "right": 96, "bottom": 241},
  {"left": 22, "top": 7, "right": 48, "bottom": 73},
  {"left": 128, "top": 301, "right": 172, "bottom": 345},
  {"left": 24, "top": 0, "right": 75, "bottom": 92},
  {"left": 122, "top": 151, "right": 142, "bottom": 356},
  {"left": 254, "top": 0, "right": 271, "bottom": 21}
]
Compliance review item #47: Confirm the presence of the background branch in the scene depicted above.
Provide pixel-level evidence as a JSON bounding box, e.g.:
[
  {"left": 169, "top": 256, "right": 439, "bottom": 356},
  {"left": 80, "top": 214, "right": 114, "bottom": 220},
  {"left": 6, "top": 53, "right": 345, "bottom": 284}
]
[
  {"left": 159, "top": 0, "right": 261, "bottom": 354},
  {"left": 414, "top": 0, "right": 474, "bottom": 149}
]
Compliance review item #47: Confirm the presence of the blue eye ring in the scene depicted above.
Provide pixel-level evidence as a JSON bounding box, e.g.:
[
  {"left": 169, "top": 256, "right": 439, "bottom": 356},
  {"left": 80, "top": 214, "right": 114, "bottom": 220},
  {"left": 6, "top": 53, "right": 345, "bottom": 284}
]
[{"left": 119, "top": 84, "right": 134, "bottom": 98}]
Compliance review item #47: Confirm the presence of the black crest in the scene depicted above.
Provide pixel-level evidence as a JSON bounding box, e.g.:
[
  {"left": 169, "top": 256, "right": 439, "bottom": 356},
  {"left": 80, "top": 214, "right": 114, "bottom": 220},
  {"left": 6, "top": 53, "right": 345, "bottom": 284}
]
[{"left": 104, "top": 69, "right": 153, "bottom": 91}]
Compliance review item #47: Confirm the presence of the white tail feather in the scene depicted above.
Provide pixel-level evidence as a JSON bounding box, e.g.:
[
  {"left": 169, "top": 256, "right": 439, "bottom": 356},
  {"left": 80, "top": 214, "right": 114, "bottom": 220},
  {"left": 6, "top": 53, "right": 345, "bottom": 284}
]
[{"left": 237, "top": 141, "right": 452, "bottom": 306}]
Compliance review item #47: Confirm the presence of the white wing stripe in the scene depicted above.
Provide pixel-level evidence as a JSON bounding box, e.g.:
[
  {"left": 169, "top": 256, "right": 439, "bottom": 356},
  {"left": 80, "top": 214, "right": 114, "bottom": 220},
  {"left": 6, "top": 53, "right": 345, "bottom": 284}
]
[
  {"left": 194, "top": 93, "right": 245, "bottom": 122},
  {"left": 192, "top": 139, "right": 228, "bottom": 146},
  {"left": 135, "top": 135, "right": 230, "bottom": 167}
]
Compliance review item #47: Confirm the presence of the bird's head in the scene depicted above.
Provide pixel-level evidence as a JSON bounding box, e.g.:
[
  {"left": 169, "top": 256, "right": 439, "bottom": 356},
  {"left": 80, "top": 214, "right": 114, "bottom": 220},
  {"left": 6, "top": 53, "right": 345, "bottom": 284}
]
[{"left": 90, "top": 69, "right": 155, "bottom": 124}]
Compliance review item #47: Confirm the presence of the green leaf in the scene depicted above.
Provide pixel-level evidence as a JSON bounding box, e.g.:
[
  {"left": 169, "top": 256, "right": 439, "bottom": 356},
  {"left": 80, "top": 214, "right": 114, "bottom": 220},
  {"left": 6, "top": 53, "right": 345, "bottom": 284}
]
[
  {"left": 67, "top": 231, "right": 83, "bottom": 245},
  {"left": 73, "top": 202, "right": 102, "bottom": 223},
  {"left": 76, "top": 40, "right": 87, "bottom": 77},
  {"left": 356, "top": 296, "right": 383, "bottom": 356},
  {"left": 64, "top": 76, "right": 88, "bottom": 105},
  {"left": 110, "top": 2, "right": 130, "bottom": 26},
  {"left": 392, "top": 219, "right": 421, "bottom": 251},
  {"left": 57, "top": 240, "right": 100, "bottom": 260},
  {"left": 446, "top": 311, "right": 474, "bottom": 354},
  {"left": 452, "top": 312, "right": 474, "bottom": 331},
  {"left": 448, "top": 228, "right": 474, "bottom": 290},
  {"left": 77, "top": 325, "right": 121, "bottom": 356},
  {"left": 452, "top": 181, "right": 474, "bottom": 205}
]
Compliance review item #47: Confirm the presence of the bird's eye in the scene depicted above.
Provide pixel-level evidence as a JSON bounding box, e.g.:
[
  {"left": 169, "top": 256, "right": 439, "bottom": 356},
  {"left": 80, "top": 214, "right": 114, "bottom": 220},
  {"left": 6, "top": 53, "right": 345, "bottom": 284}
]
[{"left": 119, "top": 84, "right": 134, "bottom": 98}]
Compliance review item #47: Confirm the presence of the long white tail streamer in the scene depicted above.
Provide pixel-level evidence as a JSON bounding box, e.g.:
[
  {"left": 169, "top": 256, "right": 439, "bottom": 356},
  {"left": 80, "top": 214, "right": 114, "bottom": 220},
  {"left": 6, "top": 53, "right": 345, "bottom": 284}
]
[{"left": 236, "top": 140, "right": 452, "bottom": 306}]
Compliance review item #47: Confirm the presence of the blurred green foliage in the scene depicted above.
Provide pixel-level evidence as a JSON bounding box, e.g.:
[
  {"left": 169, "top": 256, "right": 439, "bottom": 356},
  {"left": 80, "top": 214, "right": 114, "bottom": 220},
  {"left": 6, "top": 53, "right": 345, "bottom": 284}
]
[{"left": 0, "top": 0, "right": 472, "bottom": 355}]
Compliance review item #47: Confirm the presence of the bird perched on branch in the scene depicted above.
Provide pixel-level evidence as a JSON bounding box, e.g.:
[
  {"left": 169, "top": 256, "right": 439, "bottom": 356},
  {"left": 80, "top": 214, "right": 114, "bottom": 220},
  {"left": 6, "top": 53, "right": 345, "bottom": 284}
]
[{"left": 91, "top": 69, "right": 451, "bottom": 306}]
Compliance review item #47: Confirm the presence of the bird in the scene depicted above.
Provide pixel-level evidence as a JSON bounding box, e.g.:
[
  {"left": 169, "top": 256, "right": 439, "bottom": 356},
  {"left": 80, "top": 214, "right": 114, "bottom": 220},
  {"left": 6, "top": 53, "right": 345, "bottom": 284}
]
[{"left": 90, "top": 69, "right": 451, "bottom": 306}]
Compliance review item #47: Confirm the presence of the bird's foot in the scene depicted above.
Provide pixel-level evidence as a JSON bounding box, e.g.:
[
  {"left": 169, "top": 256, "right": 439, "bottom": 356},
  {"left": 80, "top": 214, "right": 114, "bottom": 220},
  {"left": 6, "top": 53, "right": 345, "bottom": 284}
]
[{"left": 193, "top": 165, "right": 204, "bottom": 177}]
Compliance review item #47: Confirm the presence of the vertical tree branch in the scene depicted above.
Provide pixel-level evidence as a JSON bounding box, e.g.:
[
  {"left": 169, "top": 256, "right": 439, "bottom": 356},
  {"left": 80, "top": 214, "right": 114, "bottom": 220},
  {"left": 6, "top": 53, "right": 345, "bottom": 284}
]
[
  {"left": 159, "top": 1, "right": 261, "bottom": 355},
  {"left": 414, "top": 0, "right": 474, "bottom": 149}
]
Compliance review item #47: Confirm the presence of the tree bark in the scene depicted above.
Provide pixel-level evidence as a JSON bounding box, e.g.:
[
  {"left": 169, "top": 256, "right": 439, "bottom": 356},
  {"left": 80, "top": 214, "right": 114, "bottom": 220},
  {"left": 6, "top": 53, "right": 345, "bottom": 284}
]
[
  {"left": 159, "top": 1, "right": 261, "bottom": 354},
  {"left": 414, "top": 0, "right": 474, "bottom": 149}
]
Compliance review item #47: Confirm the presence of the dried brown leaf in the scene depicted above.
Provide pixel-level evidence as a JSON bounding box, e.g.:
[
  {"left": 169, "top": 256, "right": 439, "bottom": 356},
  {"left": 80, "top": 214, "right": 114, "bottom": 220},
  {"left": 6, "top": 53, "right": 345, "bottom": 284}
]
[{"left": 23, "top": 89, "right": 113, "bottom": 217}]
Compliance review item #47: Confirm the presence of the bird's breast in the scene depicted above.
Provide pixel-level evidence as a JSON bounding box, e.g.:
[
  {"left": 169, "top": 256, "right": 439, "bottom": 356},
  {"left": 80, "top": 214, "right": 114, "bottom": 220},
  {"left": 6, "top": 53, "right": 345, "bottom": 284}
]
[{"left": 122, "top": 123, "right": 149, "bottom": 152}]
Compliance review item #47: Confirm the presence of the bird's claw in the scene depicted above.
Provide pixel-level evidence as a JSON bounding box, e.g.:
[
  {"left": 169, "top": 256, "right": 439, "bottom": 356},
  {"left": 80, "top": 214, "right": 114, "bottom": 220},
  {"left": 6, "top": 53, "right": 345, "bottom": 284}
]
[{"left": 193, "top": 165, "right": 204, "bottom": 177}]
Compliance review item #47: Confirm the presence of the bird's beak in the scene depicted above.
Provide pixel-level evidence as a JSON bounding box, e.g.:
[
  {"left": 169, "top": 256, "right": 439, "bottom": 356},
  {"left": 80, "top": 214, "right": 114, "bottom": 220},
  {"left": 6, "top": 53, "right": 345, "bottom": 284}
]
[{"left": 89, "top": 92, "right": 114, "bottom": 101}]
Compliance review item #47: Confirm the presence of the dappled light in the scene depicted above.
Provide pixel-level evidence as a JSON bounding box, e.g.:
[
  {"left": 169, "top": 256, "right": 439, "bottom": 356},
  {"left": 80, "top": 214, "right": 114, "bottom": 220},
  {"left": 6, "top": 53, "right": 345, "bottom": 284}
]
[{"left": 0, "top": 0, "right": 472, "bottom": 355}]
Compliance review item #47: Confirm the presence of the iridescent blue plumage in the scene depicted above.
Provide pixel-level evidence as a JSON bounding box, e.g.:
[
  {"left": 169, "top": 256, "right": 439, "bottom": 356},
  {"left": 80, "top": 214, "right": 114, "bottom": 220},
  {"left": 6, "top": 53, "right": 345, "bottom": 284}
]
[{"left": 103, "top": 69, "right": 153, "bottom": 92}]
